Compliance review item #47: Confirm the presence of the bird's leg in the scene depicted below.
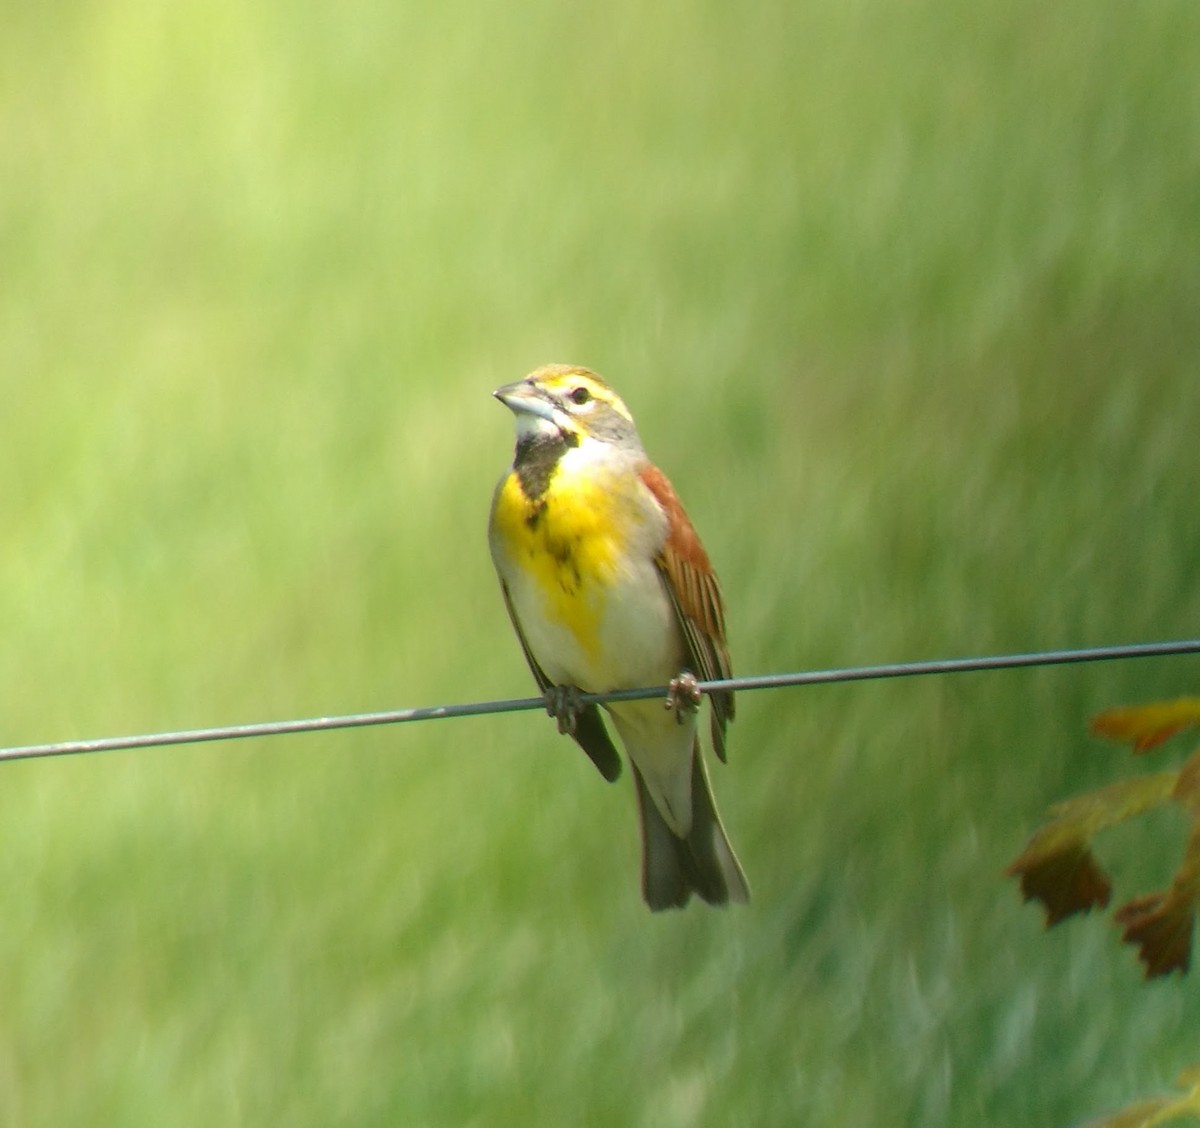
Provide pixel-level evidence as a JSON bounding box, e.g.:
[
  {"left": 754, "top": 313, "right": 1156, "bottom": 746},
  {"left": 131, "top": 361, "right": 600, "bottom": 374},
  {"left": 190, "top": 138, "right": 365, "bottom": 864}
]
[
  {"left": 665, "top": 670, "right": 702, "bottom": 725},
  {"left": 545, "top": 684, "right": 584, "bottom": 735}
]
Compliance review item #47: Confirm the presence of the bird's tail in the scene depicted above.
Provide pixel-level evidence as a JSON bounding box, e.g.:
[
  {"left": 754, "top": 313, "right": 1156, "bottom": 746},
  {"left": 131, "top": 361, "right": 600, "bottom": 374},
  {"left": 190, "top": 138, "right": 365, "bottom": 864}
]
[{"left": 633, "top": 737, "right": 750, "bottom": 911}]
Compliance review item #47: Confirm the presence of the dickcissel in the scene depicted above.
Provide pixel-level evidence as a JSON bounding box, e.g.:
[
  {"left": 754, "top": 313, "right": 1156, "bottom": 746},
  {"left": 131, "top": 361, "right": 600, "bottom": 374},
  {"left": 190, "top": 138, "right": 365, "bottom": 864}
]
[{"left": 488, "top": 364, "right": 749, "bottom": 910}]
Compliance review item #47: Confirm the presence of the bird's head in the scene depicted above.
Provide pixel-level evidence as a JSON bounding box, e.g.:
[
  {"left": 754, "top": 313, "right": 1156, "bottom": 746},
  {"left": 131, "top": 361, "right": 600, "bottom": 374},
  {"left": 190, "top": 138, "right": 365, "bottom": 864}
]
[{"left": 493, "top": 365, "right": 641, "bottom": 451}]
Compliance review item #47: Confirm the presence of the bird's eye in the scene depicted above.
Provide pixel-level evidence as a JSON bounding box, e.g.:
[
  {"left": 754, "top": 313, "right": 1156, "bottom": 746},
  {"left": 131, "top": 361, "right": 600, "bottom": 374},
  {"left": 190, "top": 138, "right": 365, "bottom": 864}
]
[{"left": 569, "top": 386, "right": 591, "bottom": 406}]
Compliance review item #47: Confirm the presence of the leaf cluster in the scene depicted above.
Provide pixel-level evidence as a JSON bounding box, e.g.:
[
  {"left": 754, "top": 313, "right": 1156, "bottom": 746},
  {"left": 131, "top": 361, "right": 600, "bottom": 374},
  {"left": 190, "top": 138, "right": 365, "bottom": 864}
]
[{"left": 1007, "top": 697, "right": 1200, "bottom": 978}]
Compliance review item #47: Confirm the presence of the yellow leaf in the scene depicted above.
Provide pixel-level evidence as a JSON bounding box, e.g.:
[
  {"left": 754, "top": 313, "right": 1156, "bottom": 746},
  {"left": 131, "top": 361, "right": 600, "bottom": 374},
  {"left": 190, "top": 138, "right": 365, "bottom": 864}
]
[
  {"left": 1091, "top": 698, "right": 1200, "bottom": 754},
  {"left": 1172, "top": 749, "right": 1200, "bottom": 816},
  {"left": 1079, "top": 1097, "right": 1171, "bottom": 1128},
  {"left": 1081, "top": 1065, "right": 1200, "bottom": 1127},
  {"left": 1175, "top": 1063, "right": 1200, "bottom": 1089}
]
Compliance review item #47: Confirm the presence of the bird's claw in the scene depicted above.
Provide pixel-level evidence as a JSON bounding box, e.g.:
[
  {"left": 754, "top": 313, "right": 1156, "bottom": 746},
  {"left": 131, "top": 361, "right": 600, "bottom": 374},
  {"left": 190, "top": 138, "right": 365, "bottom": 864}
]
[
  {"left": 665, "top": 671, "right": 702, "bottom": 724},
  {"left": 545, "top": 684, "right": 584, "bottom": 736}
]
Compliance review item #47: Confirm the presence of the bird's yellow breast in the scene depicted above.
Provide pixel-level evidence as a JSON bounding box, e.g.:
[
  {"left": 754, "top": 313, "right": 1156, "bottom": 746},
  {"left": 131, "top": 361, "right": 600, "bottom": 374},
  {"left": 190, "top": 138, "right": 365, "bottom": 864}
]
[{"left": 490, "top": 456, "right": 643, "bottom": 660}]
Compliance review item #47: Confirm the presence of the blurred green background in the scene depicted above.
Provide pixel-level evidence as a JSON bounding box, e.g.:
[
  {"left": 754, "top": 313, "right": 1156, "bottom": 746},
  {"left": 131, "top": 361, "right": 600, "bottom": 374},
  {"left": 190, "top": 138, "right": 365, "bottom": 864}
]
[{"left": 2, "top": 0, "right": 1198, "bottom": 1123}]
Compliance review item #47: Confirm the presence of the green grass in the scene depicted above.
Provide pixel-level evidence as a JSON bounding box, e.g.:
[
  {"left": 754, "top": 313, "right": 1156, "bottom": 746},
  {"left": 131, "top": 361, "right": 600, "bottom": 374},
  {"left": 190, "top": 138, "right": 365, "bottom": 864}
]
[{"left": 2, "top": 0, "right": 1199, "bottom": 1123}]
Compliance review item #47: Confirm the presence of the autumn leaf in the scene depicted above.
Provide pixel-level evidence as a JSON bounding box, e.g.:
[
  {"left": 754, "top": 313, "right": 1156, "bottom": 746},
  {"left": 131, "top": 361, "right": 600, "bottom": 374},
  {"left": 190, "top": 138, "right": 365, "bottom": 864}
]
[
  {"left": 1172, "top": 749, "right": 1200, "bottom": 818},
  {"left": 1007, "top": 839, "right": 1111, "bottom": 925},
  {"left": 1080, "top": 1063, "right": 1200, "bottom": 1127},
  {"left": 1113, "top": 822, "right": 1200, "bottom": 978},
  {"left": 1115, "top": 893, "right": 1192, "bottom": 979},
  {"left": 1006, "top": 773, "right": 1178, "bottom": 925},
  {"left": 1181, "top": 1065, "right": 1200, "bottom": 1089},
  {"left": 1009, "top": 699, "right": 1200, "bottom": 978},
  {"left": 1080, "top": 1096, "right": 1179, "bottom": 1128},
  {"left": 1091, "top": 698, "right": 1200, "bottom": 754}
]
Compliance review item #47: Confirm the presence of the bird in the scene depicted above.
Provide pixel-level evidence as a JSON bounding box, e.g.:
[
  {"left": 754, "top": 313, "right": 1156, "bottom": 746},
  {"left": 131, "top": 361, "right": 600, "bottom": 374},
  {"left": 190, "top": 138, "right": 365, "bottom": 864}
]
[{"left": 487, "top": 363, "right": 749, "bottom": 910}]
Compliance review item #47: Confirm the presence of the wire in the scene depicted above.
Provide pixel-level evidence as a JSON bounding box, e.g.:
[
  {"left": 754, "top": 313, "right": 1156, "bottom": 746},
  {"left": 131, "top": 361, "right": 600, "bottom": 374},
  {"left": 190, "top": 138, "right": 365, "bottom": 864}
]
[{"left": 1, "top": 638, "right": 1198, "bottom": 766}]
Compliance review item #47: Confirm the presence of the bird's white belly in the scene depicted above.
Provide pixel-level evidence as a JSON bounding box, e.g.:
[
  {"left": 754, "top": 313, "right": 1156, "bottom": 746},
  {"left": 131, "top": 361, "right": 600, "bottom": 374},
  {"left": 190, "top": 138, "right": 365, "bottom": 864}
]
[{"left": 505, "top": 552, "right": 685, "bottom": 694}]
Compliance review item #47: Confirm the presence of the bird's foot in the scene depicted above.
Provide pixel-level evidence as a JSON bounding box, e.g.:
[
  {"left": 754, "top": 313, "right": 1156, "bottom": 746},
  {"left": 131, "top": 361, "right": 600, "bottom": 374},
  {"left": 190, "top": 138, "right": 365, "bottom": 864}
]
[
  {"left": 665, "top": 671, "right": 702, "bottom": 725},
  {"left": 545, "top": 684, "right": 584, "bottom": 736}
]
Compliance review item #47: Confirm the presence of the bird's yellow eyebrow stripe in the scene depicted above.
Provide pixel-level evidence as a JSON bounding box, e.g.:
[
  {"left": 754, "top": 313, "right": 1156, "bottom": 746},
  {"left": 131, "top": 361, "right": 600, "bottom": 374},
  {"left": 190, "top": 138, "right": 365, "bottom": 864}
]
[{"left": 532, "top": 371, "right": 635, "bottom": 424}]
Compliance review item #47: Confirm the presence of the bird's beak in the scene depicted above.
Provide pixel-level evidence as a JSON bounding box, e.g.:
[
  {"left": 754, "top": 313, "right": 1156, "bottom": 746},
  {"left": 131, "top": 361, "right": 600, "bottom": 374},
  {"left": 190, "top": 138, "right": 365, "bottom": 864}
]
[{"left": 493, "top": 381, "right": 558, "bottom": 425}]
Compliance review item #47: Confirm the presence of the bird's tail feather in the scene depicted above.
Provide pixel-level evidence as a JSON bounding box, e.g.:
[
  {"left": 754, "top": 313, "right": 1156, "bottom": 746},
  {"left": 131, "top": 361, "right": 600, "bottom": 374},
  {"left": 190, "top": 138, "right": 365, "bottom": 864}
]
[{"left": 634, "top": 739, "right": 750, "bottom": 911}]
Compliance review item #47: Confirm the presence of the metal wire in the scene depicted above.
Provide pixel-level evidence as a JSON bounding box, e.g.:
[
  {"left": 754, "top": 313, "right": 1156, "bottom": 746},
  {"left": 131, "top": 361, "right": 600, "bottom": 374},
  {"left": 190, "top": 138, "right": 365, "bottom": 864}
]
[{"left": 1, "top": 638, "right": 1198, "bottom": 766}]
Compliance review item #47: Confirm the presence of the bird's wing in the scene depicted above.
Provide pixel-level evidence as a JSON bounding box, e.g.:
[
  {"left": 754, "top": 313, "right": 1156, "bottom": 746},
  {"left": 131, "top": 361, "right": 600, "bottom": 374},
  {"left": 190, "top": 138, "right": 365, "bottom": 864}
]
[
  {"left": 639, "top": 464, "right": 735, "bottom": 761},
  {"left": 497, "top": 578, "right": 622, "bottom": 782}
]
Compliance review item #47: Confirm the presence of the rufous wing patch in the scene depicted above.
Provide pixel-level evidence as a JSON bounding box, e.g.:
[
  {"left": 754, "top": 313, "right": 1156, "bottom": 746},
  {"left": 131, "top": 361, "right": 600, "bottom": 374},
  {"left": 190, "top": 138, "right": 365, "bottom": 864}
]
[{"left": 639, "top": 465, "right": 735, "bottom": 760}]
